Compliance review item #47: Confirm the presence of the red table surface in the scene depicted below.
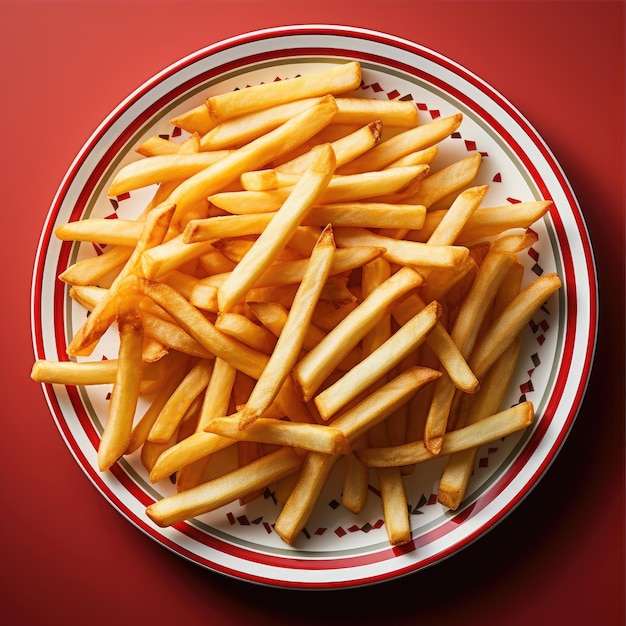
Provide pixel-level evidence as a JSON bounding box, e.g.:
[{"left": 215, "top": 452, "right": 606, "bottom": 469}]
[{"left": 1, "top": 1, "right": 623, "bottom": 624}]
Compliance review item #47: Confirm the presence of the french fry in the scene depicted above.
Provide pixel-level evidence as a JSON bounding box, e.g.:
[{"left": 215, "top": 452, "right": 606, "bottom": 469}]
[
  {"left": 217, "top": 143, "right": 336, "bottom": 312},
  {"left": 333, "top": 227, "right": 469, "bottom": 270},
  {"left": 406, "top": 153, "right": 483, "bottom": 208},
  {"left": 423, "top": 250, "right": 517, "bottom": 454},
  {"left": 205, "top": 62, "right": 361, "bottom": 124},
  {"left": 214, "top": 312, "right": 277, "bottom": 354},
  {"left": 148, "top": 359, "right": 214, "bottom": 444},
  {"left": 356, "top": 401, "right": 535, "bottom": 467},
  {"left": 331, "top": 97, "right": 418, "bottom": 127},
  {"left": 126, "top": 352, "right": 193, "bottom": 454},
  {"left": 147, "top": 447, "right": 303, "bottom": 527},
  {"left": 314, "top": 301, "right": 441, "bottom": 420},
  {"left": 206, "top": 416, "right": 350, "bottom": 455},
  {"left": 410, "top": 201, "right": 553, "bottom": 244},
  {"left": 437, "top": 337, "right": 521, "bottom": 510},
  {"left": 135, "top": 277, "right": 269, "bottom": 378},
  {"left": 209, "top": 164, "right": 429, "bottom": 214},
  {"left": 200, "top": 98, "right": 324, "bottom": 151},
  {"left": 468, "top": 273, "right": 562, "bottom": 380},
  {"left": 58, "top": 245, "right": 133, "bottom": 287},
  {"left": 275, "top": 120, "right": 382, "bottom": 176},
  {"left": 337, "top": 113, "right": 463, "bottom": 175},
  {"left": 293, "top": 266, "right": 424, "bottom": 401},
  {"left": 237, "top": 225, "right": 336, "bottom": 426},
  {"left": 97, "top": 289, "right": 145, "bottom": 471},
  {"left": 107, "top": 152, "right": 232, "bottom": 197}
]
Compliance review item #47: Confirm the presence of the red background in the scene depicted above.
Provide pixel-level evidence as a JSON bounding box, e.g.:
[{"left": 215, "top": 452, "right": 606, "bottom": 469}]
[{"left": 1, "top": 1, "right": 624, "bottom": 624}]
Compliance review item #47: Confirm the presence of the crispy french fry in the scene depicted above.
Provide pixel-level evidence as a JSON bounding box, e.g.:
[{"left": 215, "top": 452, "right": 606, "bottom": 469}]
[
  {"left": 334, "top": 227, "right": 469, "bottom": 270},
  {"left": 147, "top": 447, "right": 303, "bottom": 527},
  {"left": 469, "top": 273, "right": 562, "bottom": 380},
  {"left": 148, "top": 359, "right": 214, "bottom": 444},
  {"left": 406, "top": 153, "right": 482, "bottom": 208},
  {"left": 314, "top": 301, "right": 441, "bottom": 420},
  {"left": 237, "top": 225, "right": 336, "bottom": 426},
  {"left": 356, "top": 401, "right": 535, "bottom": 467},
  {"left": 107, "top": 152, "right": 232, "bottom": 197},
  {"left": 437, "top": 337, "right": 521, "bottom": 509},
  {"left": 206, "top": 416, "right": 350, "bottom": 455},
  {"left": 97, "top": 290, "right": 145, "bottom": 471},
  {"left": 293, "top": 266, "right": 424, "bottom": 401},
  {"left": 214, "top": 312, "right": 277, "bottom": 354},
  {"left": 206, "top": 62, "right": 361, "bottom": 124},
  {"left": 337, "top": 113, "right": 463, "bottom": 175},
  {"left": 273, "top": 451, "right": 340, "bottom": 545},
  {"left": 31, "top": 359, "right": 129, "bottom": 386},
  {"left": 275, "top": 120, "right": 382, "bottom": 176},
  {"left": 217, "top": 144, "right": 336, "bottom": 312}
]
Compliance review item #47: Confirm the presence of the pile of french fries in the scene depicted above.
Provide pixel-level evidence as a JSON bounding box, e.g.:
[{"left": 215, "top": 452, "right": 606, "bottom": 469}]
[{"left": 31, "top": 61, "right": 561, "bottom": 547}]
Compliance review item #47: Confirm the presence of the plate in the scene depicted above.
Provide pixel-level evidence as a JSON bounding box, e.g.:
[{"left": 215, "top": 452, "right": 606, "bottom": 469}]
[{"left": 31, "top": 25, "right": 597, "bottom": 589}]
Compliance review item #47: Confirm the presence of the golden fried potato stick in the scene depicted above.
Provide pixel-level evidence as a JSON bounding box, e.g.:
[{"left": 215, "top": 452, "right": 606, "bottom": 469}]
[
  {"left": 164, "top": 96, "right": 339, "bottom": 227},
  {"left": 274, "top": 451, "right": 340, "bottom": 545},
  {"left": 67, "top": 203, "right": 175, "bottom": 357},
  {"left": 97, "top": 291, "right": 145, "bottom": 471},
  {"left": 469, "top": 273, "right": 562, "bottom": 380},
  {"left": 141, "top": 235, "right": 216, "bottom": 280},
  {"left": 200, "top": 98, "right": 326, "bottom": 151},
  {"left": 341, "top": 442, "right": 369, "bottom": 514},
  {"left": 126, "top": 352, "right": 193, "bottom": 454},
  {"left": 423, "top": 250, "right": 517, "bottom": 454},
  {"left": 425, "top": 185, "right": 489, "bottom": 246},
  {"left": 331, "top": 366, "right": 442, "bottom": 442},
  {"left": 337, "top": 113, "right": 463, "bottom": 175},
  {"left": 330, "top": 97, "right": 418, "bottom": 127},
  {"left": 385, "top": 145, "right": 438, "bottom": 168},
  {"left": 214, "top": 312, "right": 277, "bottom": 354},
  {"left": 412, "top": 201, "right": 553, "bottom": 244},
  {"left": 275, "top": 120, "right": 382, "bottom": 176},
  {"left": 437, "top": 337, "right": 521, "bottom": 510},
  {"left": 58, "top": 245, "right": 133, "bottom": 287},
  {"left": 149, "top": 429, "right": 235, "bottom": 483},
  {"left": 209, "top": 164, "right": 429, "bottom": 214},
  {"left": 247, "top": 301, "right": 361, "bottom": 372},
  {"left": 391, "top": 293, "right": 478, "bottom": 393},
  {"left": 107, "top": 152, "right": 233, "bottom": 197},
  {"left": 293, "top": 265, "right": 424, "bottom": 401},
  {"left": 237, "top": 225, "right": 336, "bottom": 427},
  {"left": 146, "top": 447, "right": 303, "bottom": 527},
  {"left": 357, "top": 401, "right": 535, "bottom": 467},
  {"left": 207, "top": 62, "right": 361, "bottom": 124},
  {"left": 135, "top": 135, "right": 182, "bottom": 157},
  {"left": 206, "top": 416, "right": 350, "bottom": 455},
  {"left": 314, "top": 301, "right": 442, "bottom": 420},
  {"left": 217, "top": 143, "right": 336, "bottom": 312},
  {"left": 183, "top": 204, "right": 425, "bottom": 243},
  {"left": 190, "top": 245, "right": 383, "bottom": 293},
  {"left": 148, "top": 359, "right": 214, "bottom": 444},
  {"left": 56, "top": 219, "right": 143, "bottom": 247},
  {"left": 407, "top": 152, "right": 483, "bottom": 209},
  {"left": 30, "top": 358, "right": 158, "bottom": 386},
  {"left": 333, "top": 227, "right": 469, "bottom": 270}
]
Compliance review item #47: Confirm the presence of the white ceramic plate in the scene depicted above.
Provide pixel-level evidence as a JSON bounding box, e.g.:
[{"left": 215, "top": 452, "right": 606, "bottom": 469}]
[{"left": 31, "top": 25, "right": 597, "bottom": 589}]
